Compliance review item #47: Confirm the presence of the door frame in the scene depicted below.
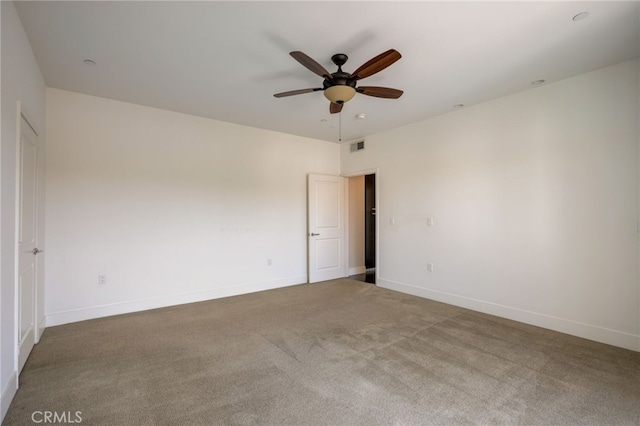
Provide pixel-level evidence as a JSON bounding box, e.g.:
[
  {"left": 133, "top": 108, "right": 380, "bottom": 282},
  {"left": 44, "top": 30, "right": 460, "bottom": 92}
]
[{"left": 343, "top": 168, "right": 379, "bottom": 285}]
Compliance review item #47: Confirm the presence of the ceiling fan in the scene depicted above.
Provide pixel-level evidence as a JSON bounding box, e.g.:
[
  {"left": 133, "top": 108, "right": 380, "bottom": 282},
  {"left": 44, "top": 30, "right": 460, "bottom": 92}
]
[{"left": 273, "top": 49, "right": 403, "bottom": 114}]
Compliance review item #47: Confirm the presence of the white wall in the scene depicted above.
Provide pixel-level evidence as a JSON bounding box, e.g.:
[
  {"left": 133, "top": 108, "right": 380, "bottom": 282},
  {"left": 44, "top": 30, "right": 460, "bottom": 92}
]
[
  {"left": 1, "top": 1, "right": 47, "bottom": 421},
  {"left": 342, "top": 59, "right": 640, "bottom": 351},
  {"left": 45, "top": 88, "right": 339, "bottom": 325},
  {"left": 348, "top": 176, "right": 365, "bottom": 275}
]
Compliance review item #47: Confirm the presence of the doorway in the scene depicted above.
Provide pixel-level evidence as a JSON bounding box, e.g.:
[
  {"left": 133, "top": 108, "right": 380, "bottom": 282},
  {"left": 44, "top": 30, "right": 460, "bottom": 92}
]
[
  {"left": 364, "top": 173, "right": 376, "bottom": 272},
  {"left": 347, "top": 172, "right": 376, "bottom": 284},
  {"left": 17, "top": 112, "right": 41, "bottom": 373}
]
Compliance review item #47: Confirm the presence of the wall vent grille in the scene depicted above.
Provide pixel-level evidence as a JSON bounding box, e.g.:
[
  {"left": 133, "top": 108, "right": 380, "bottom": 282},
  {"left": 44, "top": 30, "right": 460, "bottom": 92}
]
[{"left": 350, "top": 140, "right": 365, "bottom": 153}]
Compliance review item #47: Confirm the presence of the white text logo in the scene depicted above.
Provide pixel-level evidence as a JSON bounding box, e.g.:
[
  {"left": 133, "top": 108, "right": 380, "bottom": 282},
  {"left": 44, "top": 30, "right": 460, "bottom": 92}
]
[{"left": 31, "top": 411, "right": 83, "bottom": 424}]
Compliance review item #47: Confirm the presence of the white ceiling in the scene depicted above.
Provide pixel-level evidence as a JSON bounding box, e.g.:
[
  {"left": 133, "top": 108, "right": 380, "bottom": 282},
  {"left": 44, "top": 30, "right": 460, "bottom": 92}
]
[{"left": 14, "top": 1, "right": 640, "bottom": 143}]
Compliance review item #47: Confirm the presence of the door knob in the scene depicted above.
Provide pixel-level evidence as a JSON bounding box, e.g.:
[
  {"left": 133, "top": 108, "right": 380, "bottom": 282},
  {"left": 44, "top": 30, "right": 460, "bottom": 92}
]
[
  {"left": 310, "top": 233, "right": 320, "bottom": 236},
  {"left": 32, "top": 248, "right": 43, "bottom": 255}
]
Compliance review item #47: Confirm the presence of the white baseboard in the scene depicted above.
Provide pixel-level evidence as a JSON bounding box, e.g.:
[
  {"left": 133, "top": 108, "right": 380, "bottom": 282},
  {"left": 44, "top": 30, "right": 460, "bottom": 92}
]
[
  {"left": 348, "top": 266, "right": 366, "bottom": 276},
  {"left": 1, "top": 371, "right": 18, "bottom": 423},
  {"left": 378, "top": 277, "right": 640, "bottom": 352},
  {"left": 46, "top": 275, "right": 307, "bottom": 327}
]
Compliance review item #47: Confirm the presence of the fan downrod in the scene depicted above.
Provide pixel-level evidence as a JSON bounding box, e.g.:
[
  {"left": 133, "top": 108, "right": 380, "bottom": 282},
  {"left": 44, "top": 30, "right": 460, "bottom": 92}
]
[{"left": 326, "top": 53, "right": 354, "bottom": 90}]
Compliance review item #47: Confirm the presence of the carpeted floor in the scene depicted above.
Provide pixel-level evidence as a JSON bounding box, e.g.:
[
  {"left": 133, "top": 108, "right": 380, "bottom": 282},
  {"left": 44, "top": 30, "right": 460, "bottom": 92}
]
[{"left": 4, "top": 279, "right": 640, "bottom": 425}]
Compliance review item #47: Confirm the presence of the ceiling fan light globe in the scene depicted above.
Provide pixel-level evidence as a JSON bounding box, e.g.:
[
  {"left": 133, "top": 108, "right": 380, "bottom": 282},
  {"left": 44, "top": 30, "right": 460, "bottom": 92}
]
[{"left": 324, "top": 85, "right": 356, "bottom": 104}]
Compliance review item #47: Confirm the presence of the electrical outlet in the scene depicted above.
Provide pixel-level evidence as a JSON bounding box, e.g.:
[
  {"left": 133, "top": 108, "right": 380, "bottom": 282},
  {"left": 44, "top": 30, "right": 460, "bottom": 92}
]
[
  {"left": 267, "top": 258, "right": 272, "bottom": 266},
  {"left": 427, "top": 263, "right": 434, "bottom": 272},
  {"left": 98, "top": 274, "right": 106, "bottom": 285}
]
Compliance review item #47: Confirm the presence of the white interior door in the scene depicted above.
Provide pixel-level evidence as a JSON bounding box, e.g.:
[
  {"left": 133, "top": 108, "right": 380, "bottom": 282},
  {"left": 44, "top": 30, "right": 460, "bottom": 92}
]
[
  {"left": 17, "top": 114, "right": 39, "bottom": 373},
  {"left": 308, "top": 174, "right": 346, "bottom": 283}
]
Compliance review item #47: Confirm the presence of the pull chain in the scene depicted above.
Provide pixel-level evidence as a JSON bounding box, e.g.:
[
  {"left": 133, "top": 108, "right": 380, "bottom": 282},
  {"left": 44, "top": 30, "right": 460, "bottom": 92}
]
[{"left": 339, "top": 110, "right": 342, "bottom": 142}]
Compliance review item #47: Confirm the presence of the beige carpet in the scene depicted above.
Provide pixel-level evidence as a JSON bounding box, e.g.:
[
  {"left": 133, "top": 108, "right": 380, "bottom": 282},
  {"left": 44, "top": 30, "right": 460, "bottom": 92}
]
[{"left": 4, "top": 279, "right": 640, "bottom": 425}]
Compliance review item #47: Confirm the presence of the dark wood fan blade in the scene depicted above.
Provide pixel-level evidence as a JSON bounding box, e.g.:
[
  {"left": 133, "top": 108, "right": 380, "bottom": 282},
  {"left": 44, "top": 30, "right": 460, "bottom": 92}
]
[
  {"left": 357, "top": 86, "right": 404, "bottom": 99},
  {"left": 290, "top": 51, "right": 332, "bottom": 79},
  {"left": 274, "top": 88, "right": 322, "bottom": 98},
  {"left": 330, "top": 102, "right": 343, "bottom": 114},
  {"left": 352, "top": 49, "right": 401, "bottom": 80}
]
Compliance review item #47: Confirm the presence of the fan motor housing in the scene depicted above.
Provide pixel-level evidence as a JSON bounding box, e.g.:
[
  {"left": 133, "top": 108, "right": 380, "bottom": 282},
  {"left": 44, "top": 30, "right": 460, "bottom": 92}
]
[
  {"left": 324, "top": 72, "right": 355, "bottom": 87},
  {"left": 323, "top": 71, "right": 357, "bottom": 104}
]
